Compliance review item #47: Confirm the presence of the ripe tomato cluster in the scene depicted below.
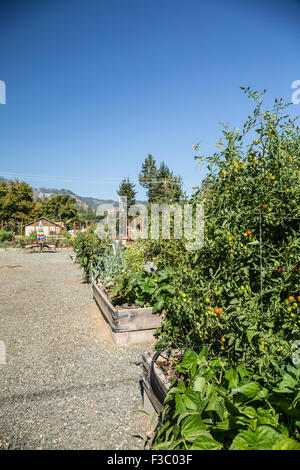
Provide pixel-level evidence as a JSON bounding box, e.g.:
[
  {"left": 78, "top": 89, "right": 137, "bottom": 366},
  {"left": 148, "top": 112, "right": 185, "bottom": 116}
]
[{"left": 286, "top": 295, "right": 299, "bottom": 318}]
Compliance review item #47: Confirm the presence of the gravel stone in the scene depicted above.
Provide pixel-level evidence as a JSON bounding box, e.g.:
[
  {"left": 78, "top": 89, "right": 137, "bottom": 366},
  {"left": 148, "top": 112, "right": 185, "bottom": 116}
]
[{"left": 0, "top": 251, "right": 152, "bottom": 449}]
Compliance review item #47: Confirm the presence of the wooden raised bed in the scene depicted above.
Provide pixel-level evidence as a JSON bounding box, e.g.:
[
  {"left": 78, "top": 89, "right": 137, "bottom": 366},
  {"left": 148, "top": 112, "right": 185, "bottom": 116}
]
[
  {"left": 92, "top": 282, "right": 161, "bottom": 346},
  {"left": 142, "top": 351, "right": 171, "bottom": 415}
]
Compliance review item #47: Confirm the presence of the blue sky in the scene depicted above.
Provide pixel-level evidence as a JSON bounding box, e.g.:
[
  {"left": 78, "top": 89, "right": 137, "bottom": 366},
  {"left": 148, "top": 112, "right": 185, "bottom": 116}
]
[{"left": 0, "top": 0, "right": 299, "bottom": 200}]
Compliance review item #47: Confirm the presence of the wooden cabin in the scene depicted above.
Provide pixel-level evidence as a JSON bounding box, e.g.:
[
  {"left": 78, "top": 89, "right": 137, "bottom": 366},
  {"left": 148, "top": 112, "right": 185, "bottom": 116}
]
[{"left": 24, "top": 217, "right": 63, "bottom": 236}]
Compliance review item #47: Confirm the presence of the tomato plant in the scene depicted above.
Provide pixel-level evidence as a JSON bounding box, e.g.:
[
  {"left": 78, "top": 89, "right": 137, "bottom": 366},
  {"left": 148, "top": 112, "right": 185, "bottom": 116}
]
[
  {"left": 142, "top": 89, "right": 300, "bottom": 373},
  {"left": 73, "top": 229, "right": 106, "bottom": 281}
]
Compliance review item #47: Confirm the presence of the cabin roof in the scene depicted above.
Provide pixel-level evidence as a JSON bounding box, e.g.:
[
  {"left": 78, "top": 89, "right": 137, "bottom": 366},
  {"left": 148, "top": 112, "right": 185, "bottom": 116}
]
[{"left": 24, "top": 217, "right": 62, "bottom": 228}]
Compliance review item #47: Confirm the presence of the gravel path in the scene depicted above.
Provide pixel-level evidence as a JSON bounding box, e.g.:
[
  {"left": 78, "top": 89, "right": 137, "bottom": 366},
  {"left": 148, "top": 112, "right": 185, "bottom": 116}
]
[{"left": 0, "top": 250, "right": 152, "bottom": 450}]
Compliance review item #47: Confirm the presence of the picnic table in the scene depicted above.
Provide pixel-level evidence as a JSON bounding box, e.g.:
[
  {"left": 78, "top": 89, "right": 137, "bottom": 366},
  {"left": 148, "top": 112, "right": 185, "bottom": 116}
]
[
  {"left": 37, "top": 242, "right": 48, "bottom": 252},
  {"left": 20, "top": 240, "right": 59, "bottom": 251}
]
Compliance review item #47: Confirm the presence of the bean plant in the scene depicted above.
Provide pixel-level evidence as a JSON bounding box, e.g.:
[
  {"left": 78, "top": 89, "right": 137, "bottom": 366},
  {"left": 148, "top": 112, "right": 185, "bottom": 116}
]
[{"left": 153, "top": 349, "right": 300, "bottom": 450}]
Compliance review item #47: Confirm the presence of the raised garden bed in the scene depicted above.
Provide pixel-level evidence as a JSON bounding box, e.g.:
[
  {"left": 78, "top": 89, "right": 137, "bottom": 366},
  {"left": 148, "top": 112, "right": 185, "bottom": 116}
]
[
  {"left": 92, "top": 282, "right": 161, "bottom": 346},
  {"left": 142, "top": 351, "right": 172, "bottom": 415}
]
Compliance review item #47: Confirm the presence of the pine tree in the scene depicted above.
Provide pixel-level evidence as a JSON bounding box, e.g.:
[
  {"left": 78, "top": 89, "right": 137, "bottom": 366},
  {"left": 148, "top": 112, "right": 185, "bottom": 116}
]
[
  {"left": 139, "top": 156, "right": 185, "bottom": 203},
  {"left": 138, "top": 154, "right": 158, "bottom": 203},
  {"left": 117, "top": 177, "right": 137, "bottom": 209}
]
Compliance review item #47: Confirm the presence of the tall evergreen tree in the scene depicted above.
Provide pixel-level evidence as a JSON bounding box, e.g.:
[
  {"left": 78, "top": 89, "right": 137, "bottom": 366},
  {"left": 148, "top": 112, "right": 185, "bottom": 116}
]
[
  {"left": 117, "top": 177, "right": 137, "bottom": 209},
  {"left": 139, "top": 155, "right": 185, "bottom": 203},
  {"left": 138, "top": 154, "right": 158, "bottom": 203},
  {"left": 156, "top": 162, "right": 185, "bottom": 203}
]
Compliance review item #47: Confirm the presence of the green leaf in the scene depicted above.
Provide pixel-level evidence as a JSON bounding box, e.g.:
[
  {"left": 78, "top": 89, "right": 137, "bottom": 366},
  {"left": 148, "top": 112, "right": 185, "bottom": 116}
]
[
  {"left": 256, "top": 407, "right": 279, "bottom": 427},
  {"left": 197, "top": 347, "right": 208, "bottom": 361},
  {"left": 246, "top": 329, "right": 259, "bottom": 344},
  {"left": 272, "top": 438, "right": 300, "bottom": 450},
  {"left": 223, "top": 396, "right": 243, "bottom": 417},
  {"left": 152, "top": 299, "right": 165, "bottom": 313},
  {"left": 232, "top": 382, "right": 268, "bottom": 400},
  {"left": 229, "top": 426, "right": 285, "bottom": 450},
  {"left": 183, "top": 389, "right": 206, "bottom": 413},
  {"left": 177, "top": 350, "right": 198, "bottom": 375},
  {"left": 242, "top": 406, "right": 257, "bottom": 419},
  {"left": 174, "top": 393, "right": 187, "bottom": 418},
  {"left": 193, "top": 376, "right": 206, "bottom": 396},
  {"left": 273, "top": 373, "right": 298, "bottom": 393},
  {"left": 181, "top": 415, "right": 206, "bottom": 440},
  {"left": 205, "top": 395, "right": 226, "bottom": 421},
  {"left": 190, "top": 434, "right": 223, "bottom": 450},
  {"left": 214, "top": 418, "right": 230, "bottom": 430},
  {"left": 224, "top": 368, "right": 239, "bottom": 389},
  {"left": 153, "top": 439, "right": 183, "bottom": 450}
]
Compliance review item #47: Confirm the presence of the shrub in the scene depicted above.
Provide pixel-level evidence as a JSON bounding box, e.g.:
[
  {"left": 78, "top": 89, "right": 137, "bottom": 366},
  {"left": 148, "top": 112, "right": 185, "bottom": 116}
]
[
  {"left": 60, "top": 232, "right": 73, "bottom": 246},
  {"left": 0, "top": 241, "right": 11, "bottom": 248},
  {"left": 73, "top": 230, "right": 105, "bottom": 281},
  {"left": 28, "top": 230, "right": 37, "bottom": 241},
  {"left": 0, "top": 230, "right": 12, "bottom": 243},
  {"left": 124, "top": 244, "right": 145, "bottom": 273}
]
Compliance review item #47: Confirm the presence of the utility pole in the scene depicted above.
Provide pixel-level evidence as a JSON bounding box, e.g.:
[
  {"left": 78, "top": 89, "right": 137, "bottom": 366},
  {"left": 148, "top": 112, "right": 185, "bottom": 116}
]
[
  {"left": 157, "top": 178, "right": 168, "bottom": 202},
  {"left": 162, "top": 179, "right": 168, "bottom": 202}
]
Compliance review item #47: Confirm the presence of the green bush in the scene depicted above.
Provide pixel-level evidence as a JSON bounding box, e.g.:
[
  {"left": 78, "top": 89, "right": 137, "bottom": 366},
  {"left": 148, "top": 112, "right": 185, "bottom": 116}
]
[
  {"left": 73, "top": 230, "right": 106, "bottom": 280},
  {"left": 28, "top": 230, "right": 37, "bottom": 241},
  {"left": 0, "top": 230, "right": 12, "bottom": 243},
  {"left": 17, "top": 234, "right": 36, "bottom": 245},
  {"left": 125, "top": 244, "right": 145, "bottom": 273},
  {"left": 0, "top": 241, "right": 11, "bottom": 248},
  {"left": 60, "top": 232, "right": 73, "bottom": 246}
]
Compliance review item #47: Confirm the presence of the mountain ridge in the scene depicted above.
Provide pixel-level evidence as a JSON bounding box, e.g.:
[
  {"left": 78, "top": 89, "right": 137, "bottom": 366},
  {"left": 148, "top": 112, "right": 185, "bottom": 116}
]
[{"left": 0, "top": 176, "right": 146, "bottom": 210}]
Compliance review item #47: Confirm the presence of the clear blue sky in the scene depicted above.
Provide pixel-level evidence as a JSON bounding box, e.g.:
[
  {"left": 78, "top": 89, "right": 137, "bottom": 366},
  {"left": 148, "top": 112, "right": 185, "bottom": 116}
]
[{"left": 0, "top": 0, "right": 299, "bottom": 200}]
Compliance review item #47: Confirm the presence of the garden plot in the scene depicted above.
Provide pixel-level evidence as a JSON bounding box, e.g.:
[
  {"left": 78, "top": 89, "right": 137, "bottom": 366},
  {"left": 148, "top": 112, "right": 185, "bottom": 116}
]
[{"left": 92, "top": 281, "right": 160, "bottom": 346}]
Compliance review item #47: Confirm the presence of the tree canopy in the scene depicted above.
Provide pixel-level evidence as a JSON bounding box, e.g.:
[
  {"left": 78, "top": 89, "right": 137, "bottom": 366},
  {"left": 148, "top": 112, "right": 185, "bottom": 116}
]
[
  {"left": 41, "top": 194, "right": 79, "bottom": 223},
  {"left": 0, "top": 180, "right": 34, "bottom": 222}
]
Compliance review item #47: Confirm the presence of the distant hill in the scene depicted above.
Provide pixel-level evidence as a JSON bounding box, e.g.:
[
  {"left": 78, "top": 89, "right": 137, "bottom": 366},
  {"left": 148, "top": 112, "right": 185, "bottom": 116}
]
[
  {"left": 32, "top": 187, "right": 119, "bottom": 210},
  {"left": 0, "top": 177, "right": 146, "bottom": 210}
]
